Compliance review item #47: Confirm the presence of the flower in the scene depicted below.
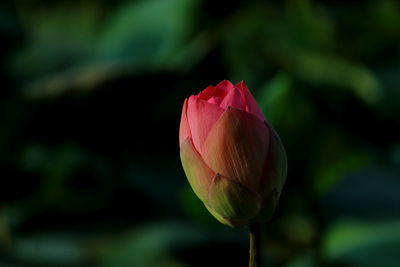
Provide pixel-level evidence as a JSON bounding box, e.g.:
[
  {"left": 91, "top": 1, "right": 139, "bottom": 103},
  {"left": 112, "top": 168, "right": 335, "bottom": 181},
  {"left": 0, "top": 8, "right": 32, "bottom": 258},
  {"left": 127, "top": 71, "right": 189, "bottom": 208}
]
[{"left": 179, "top": 80, "right": 287, "bottom": 227}]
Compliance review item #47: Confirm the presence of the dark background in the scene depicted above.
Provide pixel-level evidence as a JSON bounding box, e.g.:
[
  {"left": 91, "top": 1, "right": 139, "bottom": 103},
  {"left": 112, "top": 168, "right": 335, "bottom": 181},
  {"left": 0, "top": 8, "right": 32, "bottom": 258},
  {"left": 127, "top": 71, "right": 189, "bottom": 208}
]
[{"left": 0, "top": 0, "right": 400, "bottom": 266}]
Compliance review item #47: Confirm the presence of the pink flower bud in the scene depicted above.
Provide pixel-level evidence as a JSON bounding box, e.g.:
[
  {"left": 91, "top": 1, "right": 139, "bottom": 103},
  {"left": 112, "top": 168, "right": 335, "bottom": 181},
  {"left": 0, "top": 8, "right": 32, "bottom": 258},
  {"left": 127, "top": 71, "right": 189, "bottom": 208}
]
[{"left": 179, "top": 80, "right": 287, "bottom": 227}]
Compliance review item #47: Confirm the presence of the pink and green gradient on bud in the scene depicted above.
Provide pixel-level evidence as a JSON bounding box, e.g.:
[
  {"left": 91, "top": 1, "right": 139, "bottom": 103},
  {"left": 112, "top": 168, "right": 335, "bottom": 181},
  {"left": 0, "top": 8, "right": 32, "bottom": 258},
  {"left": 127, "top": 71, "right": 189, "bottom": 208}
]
[{"left": 179, "top": 80, "right": 287, "bottom": 228}]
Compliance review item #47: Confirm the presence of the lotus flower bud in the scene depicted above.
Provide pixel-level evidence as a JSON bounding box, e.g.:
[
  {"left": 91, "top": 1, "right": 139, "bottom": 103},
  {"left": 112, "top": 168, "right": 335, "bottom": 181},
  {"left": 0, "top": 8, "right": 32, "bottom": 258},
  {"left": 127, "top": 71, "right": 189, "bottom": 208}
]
[{"left": 179, "top": 80, "right": 287, "bottom": 227}]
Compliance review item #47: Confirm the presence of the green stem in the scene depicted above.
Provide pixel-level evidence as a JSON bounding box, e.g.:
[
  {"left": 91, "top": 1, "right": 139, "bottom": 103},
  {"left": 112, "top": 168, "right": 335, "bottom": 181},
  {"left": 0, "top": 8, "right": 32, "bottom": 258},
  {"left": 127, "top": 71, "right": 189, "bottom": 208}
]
[{"left": 249, "top": 223, "right": 261, "bottom": 267}]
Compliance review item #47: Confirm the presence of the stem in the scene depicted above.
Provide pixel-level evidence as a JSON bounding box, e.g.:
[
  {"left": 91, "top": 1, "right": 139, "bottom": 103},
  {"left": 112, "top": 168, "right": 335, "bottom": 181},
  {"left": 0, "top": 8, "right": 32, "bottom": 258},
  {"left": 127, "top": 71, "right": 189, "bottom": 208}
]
[{"left": 249, "top": 223, "right": 261, "bottom": 267}]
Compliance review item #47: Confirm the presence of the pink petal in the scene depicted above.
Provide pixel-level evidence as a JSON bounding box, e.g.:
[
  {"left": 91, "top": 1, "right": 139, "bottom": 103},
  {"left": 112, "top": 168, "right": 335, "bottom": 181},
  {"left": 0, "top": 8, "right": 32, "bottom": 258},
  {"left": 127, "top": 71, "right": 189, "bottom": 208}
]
[
  {"left": 198, "top": 85, "right": 216, "bottom": 101},
  {"left": 207, "top": 96, "right": 223, "bottom": 105},
  {"left": 180, "top": 137, "right": 215, "bottom": 202},
  {"left": 214, "top": 80, "right": 234, "bottom": 97},
  {"left": 179, "top": 99, "right": 191, "bottom": 146},
  {"left": 187, "top": 96, "right": 225, "bottom": 154},
  {"left": 202, "top": 107, "right": 270, "bottom": 192},
  {"left": 236, "top": 81, "right": 266, "bottom": 121},
  {"left": 220, "top": 86, "right": 246, "bottom": 110}
]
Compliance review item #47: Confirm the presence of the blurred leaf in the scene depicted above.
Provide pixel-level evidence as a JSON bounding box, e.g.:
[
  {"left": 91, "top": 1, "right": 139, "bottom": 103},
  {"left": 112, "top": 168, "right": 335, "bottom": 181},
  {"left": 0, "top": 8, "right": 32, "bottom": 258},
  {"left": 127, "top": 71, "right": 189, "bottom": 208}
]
[
  {"left": 311, "top": 130, "right": 370, "bottom": 194},
  {"left": 101, "top": 225, "right": 194, "bottom": 267},
  {"left": 315, "top": 152, "right": 370, "bottom": 194},
  {"left": 256, "top": 73, "right": 317, "bottom": 140},
  {"left": 284, "top": 0, "right": 334, "bottom": 50},
  {"left": 285, "top": 252, "right": 314, "bottom": 267},
  {"left": 323, "top": 166, "right": 400, "bottom": 219},
  {"left": 10, "top": 1, "right": 102, "bottom": 80},
  {"left": 10, "top": 233, "right": 85, "bottom": 266},
  {"left": 256, "top": 73, "right": 292, "bottom": 125},
  {"left": 97, "top": 0, "right": 198, "bottom": 68},
  {"left": 99, "top": 222, "right": 203, "bottom": 267},
  {"left": 324, "top": 219, "right": 400, "bottom": 267},
  {"left": 372, "top": 0, "right": 400, "bottom": 35},
  {"left": 220, "top": 2, "right": 382, "bottom": 105},
  {"left": 338, "top": 0, "right": 400, "bottom": 60},
  {"left": 11, "top": 0, "right": 199, "bottom": 98},
  {"left": 23, "top": 62, "right": 127, "bottom": 99},
  {"left": 220, "top": 1, "right": 334, "bottom": 83},
  {"left": 285, "top": 49, "right": 382, "bottom": 105}
]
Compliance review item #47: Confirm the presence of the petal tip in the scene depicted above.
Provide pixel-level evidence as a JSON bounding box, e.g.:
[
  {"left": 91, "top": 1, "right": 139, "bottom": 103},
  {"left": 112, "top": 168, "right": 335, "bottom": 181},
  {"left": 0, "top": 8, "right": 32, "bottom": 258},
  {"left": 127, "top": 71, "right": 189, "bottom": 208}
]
[{"left": 216, "top": 80, "right": 234, "bottom": 91}]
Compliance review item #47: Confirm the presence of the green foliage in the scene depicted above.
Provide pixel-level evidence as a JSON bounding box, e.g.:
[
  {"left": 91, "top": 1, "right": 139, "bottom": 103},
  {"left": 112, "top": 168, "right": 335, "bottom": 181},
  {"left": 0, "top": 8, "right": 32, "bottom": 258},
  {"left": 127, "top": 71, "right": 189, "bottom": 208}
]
[{"left": 324, "top": 219, "right": 400, "bottom": 267}]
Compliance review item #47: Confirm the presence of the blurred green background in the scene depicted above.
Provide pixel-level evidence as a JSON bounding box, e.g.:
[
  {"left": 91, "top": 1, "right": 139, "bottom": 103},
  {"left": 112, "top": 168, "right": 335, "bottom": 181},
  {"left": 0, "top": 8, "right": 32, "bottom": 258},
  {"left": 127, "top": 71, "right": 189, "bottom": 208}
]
[{"left": 0, "top": 0, "right": 400, "bottom": 266}]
